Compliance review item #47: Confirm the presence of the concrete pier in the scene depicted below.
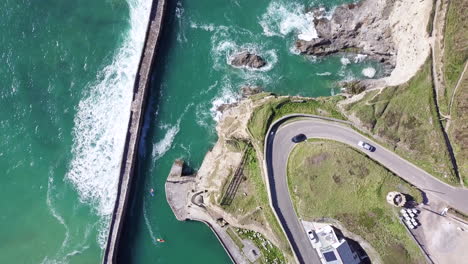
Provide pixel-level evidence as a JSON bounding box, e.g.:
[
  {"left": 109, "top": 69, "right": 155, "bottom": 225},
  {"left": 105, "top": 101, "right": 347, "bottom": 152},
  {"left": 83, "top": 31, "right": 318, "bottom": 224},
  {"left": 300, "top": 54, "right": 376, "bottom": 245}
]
[
  {"left": 101, "top": 0, "right": 166, "bottom": 263},
  {"left": 165, "top": 160, "right": 250, "bottom": 264}
]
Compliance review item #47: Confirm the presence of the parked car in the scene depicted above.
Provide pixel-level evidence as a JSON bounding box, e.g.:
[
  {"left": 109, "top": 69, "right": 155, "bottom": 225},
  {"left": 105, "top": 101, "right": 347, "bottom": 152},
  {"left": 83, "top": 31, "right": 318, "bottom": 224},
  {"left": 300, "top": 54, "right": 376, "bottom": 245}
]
[
  {"left": 292, "top": 134, "right": 307, "bottom": 143},
  {"left": 307, "top": 230, "right": 317, "bottom": 243},
  {"left": 405, "top": 220, "right": 415, "bottom": 229},
  {"left": 410, "top": 208, "right": 420, "bottom": 214},
  {"left": 358, "top": 140, "right": 376, "bottom": 152}
]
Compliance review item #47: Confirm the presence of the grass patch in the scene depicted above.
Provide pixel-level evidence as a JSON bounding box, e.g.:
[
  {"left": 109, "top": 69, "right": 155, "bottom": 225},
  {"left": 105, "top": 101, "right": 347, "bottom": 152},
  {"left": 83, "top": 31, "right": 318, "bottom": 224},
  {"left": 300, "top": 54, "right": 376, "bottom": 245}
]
[
  {"left": 287, "top": 140, "right": 424, "bottom": 263},
  {"left": 221, "top": 146, "right": 293, "bottom": 259},
  {"left": 217, "top": 168, "right": 234, "bottom": 204},
  {"left": 226, "top": 227, "right": 244, "bottom": 249},
  {"left": 236, "top": 228, "right": 286, "bottom": 264},
  {"left": 343, "top": 80, "right": 366, "bottom": 94},
  {"left": 225, "top": 138, "right": 249, "bottom": 152},
  {"left": 248, "top": 96, "right": 346, "bottom": 148},
  {"left": 444, "top": 0, "right": 468, "bottom": 184},
  {"left": 448, "top": 70, "right": 468, "bottom": 184},
  {"left": 345, "top": 59, "right": 458, "bottom": 184},
  {"left": 443, "top": 0, "right": 468, "bottom": 105}
]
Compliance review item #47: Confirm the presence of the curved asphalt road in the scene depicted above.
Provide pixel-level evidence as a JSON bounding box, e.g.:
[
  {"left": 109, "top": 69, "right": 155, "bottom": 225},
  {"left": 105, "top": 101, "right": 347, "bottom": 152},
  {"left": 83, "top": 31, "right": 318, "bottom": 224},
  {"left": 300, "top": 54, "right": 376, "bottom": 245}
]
[{"left": 265, "top": 117, "right": 468, "bottom": 264}]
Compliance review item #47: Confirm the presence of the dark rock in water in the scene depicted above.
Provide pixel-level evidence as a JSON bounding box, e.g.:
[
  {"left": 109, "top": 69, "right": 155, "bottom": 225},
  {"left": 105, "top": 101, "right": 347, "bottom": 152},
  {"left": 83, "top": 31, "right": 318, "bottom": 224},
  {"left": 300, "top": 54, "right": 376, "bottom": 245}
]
[
  {"left": 240, "top": 86, "right": 262, "bottom": 97},
  {"left": 295, "top": 38, "right": 333, "bottom": 56},
  {"left": 216, "top": 102, "right": 238, "bottom": 113},
  {"left": 230, "top": 51, "right": 267, "bottom": 69}
]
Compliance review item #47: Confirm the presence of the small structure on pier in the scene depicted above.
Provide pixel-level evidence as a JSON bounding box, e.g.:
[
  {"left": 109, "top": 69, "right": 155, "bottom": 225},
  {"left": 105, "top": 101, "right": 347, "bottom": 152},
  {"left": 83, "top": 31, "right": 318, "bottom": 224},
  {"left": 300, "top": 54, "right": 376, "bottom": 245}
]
[{"left": 165, "top": 160, "right": 196, "bottom": 221}]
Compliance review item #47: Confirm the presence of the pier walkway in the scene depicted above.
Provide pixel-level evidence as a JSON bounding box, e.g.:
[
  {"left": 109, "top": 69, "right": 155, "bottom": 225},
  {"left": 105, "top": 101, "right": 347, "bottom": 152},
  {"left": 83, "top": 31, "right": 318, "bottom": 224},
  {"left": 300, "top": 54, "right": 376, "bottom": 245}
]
[{"left": 101, "top": 0, "right": 167, "bottom": 263}]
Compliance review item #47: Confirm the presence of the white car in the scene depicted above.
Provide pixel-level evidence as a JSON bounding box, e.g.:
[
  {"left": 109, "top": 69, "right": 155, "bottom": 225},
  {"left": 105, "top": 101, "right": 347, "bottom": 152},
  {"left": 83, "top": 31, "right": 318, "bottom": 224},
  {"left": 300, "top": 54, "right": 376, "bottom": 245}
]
[
  {"left": 411, "top": 218, "right": 419, "bottom": 226},
  {"left": 357, "top": 140, "right": 376, "bottom": 152},
  {"left": 405, "top": 221, "right": 415, "bottom": 229},
  {"left": 411, "top": 208, "right": 420, "bottom": 214},
  {"left": 405, "top": 220, "right": 415, "bottom": 229},
  {"left": 307, "top": 231, "right": 316, "bottom": 241}
]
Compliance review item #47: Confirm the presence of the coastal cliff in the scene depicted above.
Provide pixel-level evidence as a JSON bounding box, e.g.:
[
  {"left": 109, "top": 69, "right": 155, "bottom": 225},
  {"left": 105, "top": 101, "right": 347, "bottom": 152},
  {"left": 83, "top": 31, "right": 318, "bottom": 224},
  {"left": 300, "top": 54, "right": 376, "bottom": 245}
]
[
  {"left": 165, "top": 95, "right": 295, "bottom": 263},
  {"left": 297, "top": 0, "right": 433, "bottom": 89}
]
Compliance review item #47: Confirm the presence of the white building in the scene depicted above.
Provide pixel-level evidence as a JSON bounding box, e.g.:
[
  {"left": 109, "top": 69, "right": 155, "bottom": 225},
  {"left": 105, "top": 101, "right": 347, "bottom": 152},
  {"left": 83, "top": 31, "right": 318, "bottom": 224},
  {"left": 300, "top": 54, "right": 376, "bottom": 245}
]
[{"left": 309, "top": 225, "right": 361, "bottom": 264}]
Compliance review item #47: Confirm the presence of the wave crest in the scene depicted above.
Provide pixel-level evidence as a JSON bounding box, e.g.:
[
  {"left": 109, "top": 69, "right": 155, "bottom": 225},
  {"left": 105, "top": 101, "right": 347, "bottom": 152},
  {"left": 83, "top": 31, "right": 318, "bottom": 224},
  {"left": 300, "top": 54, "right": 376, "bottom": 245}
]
[
  {"left": 66, "top": 0, "right": 151, "bottom": 218},
  {"left": 260, "top": 1, "right": 317, "bottom": 41}
]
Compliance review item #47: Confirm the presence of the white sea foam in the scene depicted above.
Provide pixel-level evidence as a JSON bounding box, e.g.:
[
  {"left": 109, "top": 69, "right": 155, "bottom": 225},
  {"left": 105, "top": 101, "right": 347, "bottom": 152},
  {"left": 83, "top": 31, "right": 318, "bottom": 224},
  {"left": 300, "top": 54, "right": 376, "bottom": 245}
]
[
  {"left": 213, "top": 38, "right": 278, "bottom": 72},
  {"left": 152, "top": 103, "right": 192, "bottom": 160},
  {"left": 97, "top": 216, "right": 111, "bottom": 248},
  {"left": 66, "top": 0, "right": 151, "bottom": 223},
  {"left": 46, "top": 175, "right": 70, "bottom": 256},
  {"left": 316, "top": 72, "right": 332, "bottom": 76},
  {"left": 210, "top": 87, "right": 240, "bottom": 122},
  {"left": 152, "top": 123, "right": 180, "bottom": 160},
  {"left": 190, "top": 22, "right": 216, "bottom": 32},
  {"left": 315, "top": 7, "right": 336, "bottom": 20},
  {"left": 143, "top": 201, "right": 157, "bottom": 244},
  {"left": 260, "top": 1, "right": 318, "bottom": 41},
  {"left": 354, "top": 54, "right": 367, "bottom": 63},
  {"left": 340, "top": 57, "right": 351, "bottom": 65},
  {"left": 362, "top": 67, "right": 376, "bottom": 78},
  {"left": 44, "top": 174, "right": 94, "bottom": 263},
  {"left": 289, "top": 45, "right": 301, "bottom": 55}
]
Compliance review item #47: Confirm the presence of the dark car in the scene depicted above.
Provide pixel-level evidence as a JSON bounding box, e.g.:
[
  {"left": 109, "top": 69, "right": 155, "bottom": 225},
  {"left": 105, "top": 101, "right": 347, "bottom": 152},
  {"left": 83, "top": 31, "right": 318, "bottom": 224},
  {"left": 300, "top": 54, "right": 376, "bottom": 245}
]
[
  {"left": 358, "top": 140, "right": 376, "bottom": 152},
  {"left": 292, "top": 134, "right": 307, "bottom": 143}
]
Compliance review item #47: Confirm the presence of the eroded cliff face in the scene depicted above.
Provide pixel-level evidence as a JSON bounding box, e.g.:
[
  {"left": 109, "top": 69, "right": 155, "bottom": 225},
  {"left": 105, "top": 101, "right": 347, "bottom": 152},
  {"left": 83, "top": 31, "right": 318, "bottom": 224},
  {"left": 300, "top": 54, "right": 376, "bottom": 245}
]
[
  {"left": 296, "top": 0, "right": 396, "bottom": 68},
  {"left": 297, "top": 0, "right": 433, "bottom": 90}
]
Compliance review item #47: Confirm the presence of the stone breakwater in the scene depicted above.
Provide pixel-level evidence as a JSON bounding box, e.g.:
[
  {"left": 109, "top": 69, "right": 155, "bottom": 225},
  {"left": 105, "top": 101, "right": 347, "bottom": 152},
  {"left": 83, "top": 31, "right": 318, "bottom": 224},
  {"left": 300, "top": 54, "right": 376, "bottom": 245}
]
[
  {"left": 101, "top": 0, "right": 166, "bottom": 263},
  {"left": 165, "top": 160, "right": 249, "bottom": 264}
]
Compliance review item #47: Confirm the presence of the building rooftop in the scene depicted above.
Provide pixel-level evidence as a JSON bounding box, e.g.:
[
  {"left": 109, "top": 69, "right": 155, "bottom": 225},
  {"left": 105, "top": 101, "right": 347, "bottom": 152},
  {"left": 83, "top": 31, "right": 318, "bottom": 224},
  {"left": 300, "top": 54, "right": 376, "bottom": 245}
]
[{"left": 310, "top": 225, "right": 360, "bottom": 264}]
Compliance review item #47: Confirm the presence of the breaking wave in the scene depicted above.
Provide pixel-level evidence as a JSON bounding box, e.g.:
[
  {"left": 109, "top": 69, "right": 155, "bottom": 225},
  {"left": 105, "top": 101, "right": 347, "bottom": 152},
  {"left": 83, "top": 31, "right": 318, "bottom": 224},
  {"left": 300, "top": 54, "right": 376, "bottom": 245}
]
[
  {"left": 210, "top": 84, "right": 240, "bottom": 122},
  {"left": 362, "top": 67, "right": 376, "bottom": 78},
  {"left": 316, "top": 72, "right": 332, "bottom": 76},
  {"left": 152, "top": 103, "right": 192, "bottom": 160},
  {"left": 260, "top": 1, "right": 317, "bottom": 41},
  {"left": 212, "top": 38, "right": 278, "bottom": 73},
  {"left": 66, "top": 0, "right": 151, "bottom": 221},
  {"left": 152, "top": 123, "right": 180, "bottom": 160},
  {"left": 340, "top": 57, "right": 351, "bottom": 65}
]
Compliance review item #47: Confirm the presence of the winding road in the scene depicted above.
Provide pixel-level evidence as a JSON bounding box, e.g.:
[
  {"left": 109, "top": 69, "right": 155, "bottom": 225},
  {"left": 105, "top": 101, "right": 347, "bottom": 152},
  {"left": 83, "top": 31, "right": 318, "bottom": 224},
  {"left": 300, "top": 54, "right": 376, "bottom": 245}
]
[{"left": 263, "top": 116, "right": 468, "bottom": 264}]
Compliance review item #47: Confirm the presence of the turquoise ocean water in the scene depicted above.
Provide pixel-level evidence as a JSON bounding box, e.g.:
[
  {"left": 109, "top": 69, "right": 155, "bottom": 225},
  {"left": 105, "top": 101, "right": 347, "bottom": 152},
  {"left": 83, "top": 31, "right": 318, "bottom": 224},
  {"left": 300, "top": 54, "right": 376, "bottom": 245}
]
[{"left": 0, "top": 0, "right": 381, "bottom": 263}]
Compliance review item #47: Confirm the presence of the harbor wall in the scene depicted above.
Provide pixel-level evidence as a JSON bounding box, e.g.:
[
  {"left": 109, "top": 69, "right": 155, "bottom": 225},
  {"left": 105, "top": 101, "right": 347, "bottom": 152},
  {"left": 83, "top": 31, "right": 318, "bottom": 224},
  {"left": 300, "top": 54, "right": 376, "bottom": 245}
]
[{"left": 101, "top": 0, "right": 167, "bottom": 262}]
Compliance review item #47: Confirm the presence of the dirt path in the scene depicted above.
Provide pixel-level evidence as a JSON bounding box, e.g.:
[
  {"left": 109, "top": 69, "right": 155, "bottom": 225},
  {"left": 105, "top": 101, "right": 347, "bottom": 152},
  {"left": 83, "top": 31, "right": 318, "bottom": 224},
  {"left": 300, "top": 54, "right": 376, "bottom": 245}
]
[
  {"left": 446, "top": 61, "right": 468, "bottom": 130},
  {"left": 430, "top": 0, "right": 449, "bottom": 118}
]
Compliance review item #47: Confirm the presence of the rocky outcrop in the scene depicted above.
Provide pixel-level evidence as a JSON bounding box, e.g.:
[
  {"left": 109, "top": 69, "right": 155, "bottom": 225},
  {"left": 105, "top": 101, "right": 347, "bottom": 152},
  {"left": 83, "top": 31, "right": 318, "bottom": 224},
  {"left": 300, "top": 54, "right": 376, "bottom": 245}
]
[
  {"left": 240, "top": 86, "right": 262, "bottom": 98},
  {"left": 296, "top": 1, "right": 396, "bottom": 68},
  {"left": 230, "top": 51, "right": 267, "bottom": 69}
]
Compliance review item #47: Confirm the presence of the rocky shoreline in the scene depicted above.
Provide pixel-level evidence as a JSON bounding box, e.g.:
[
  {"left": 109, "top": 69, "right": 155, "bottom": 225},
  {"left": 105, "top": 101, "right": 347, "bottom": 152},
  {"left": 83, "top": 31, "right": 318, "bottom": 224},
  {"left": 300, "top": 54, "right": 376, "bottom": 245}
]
[
  {"left": 297, "top": 0, "right": 432, "bottom": 90},
  {"left": 296, "top": 1, "right": 396, "bottom": 67}
]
